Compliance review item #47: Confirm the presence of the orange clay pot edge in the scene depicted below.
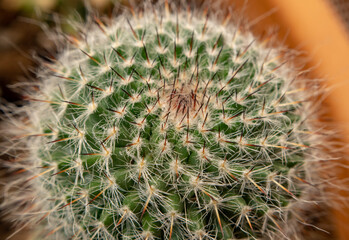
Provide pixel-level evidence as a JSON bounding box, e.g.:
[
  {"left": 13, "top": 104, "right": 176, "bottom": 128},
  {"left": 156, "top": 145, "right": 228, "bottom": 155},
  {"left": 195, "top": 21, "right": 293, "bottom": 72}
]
[
  {"left": 264, "top": 1, "right": 349, "bottom": 239},
  {"left": 230, "top": 0, "right": 349, "bottom": 239}
]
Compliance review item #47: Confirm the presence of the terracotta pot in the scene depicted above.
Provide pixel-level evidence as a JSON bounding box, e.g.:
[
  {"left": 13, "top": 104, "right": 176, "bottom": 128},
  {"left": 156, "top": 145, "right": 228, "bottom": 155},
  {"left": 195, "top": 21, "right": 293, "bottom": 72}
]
[{"left": 230, "top": 0, "right": 349, "bottom": 239}]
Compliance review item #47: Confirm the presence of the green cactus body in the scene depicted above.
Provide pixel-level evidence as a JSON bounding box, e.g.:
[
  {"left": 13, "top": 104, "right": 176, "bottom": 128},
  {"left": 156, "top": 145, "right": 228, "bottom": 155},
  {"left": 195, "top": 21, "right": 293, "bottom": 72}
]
[{"left": 1, "top": 2, "right": 321, "bottom": 239}]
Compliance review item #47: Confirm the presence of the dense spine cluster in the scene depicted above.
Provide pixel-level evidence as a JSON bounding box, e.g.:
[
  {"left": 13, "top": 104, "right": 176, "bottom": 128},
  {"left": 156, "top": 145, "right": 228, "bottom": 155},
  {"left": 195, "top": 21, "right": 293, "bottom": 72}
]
[{"left": 1, "top": 2, "right": 323, "bottom": 239}]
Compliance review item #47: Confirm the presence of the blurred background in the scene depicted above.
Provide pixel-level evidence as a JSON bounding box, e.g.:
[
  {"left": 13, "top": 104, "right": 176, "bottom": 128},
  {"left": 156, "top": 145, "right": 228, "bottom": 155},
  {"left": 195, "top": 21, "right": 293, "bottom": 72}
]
[{"left": 0, "top": 0, "right": 348, "bottom": 239}]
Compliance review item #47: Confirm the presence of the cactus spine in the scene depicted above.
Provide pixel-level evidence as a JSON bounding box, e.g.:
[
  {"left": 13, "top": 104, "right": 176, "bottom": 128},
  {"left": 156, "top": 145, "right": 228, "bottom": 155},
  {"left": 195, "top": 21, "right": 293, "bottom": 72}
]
[{"left": 1, "top": 1, "right": 331, "bottom": 239}]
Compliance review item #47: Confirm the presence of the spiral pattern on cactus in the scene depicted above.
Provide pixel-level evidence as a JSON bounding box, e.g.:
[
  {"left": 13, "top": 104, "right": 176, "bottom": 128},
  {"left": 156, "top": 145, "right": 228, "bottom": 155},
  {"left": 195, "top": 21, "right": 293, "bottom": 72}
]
[{"left": 1, "top": 1, "right": 329, "bottom": 240}]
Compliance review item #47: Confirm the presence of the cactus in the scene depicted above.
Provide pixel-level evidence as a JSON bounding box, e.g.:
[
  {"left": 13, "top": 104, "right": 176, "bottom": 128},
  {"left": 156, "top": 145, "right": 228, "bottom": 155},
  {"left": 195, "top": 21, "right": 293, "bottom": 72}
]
[{"left": 1, "top": 1, "right": 332, "bottom": 239}]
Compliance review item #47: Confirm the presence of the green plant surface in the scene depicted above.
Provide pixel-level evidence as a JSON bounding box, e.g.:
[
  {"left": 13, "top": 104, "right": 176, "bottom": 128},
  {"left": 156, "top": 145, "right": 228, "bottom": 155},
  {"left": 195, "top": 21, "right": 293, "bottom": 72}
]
[{"left": 1, "top": 2, "right": 326, "bottom": 239}]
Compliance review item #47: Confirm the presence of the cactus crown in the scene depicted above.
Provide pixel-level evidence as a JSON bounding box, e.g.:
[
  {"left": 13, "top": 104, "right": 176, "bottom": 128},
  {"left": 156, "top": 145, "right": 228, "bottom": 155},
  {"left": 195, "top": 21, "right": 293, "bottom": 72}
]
[{"left": 1, "top": 1, "right": 322, "bottom": 239}]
